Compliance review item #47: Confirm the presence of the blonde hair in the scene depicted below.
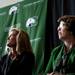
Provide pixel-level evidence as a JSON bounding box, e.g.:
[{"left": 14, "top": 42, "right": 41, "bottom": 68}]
[{"left": 9, "top": 28, "right": 32, "bottom": 54}]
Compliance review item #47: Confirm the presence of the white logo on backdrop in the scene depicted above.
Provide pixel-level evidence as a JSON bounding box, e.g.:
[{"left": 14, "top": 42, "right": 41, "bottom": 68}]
[
  {"left": 9, "top": 6, "right": 17, "bottom": 15},
  {"left": 26, "top": 16, "right": 38, "bottom": 28}
]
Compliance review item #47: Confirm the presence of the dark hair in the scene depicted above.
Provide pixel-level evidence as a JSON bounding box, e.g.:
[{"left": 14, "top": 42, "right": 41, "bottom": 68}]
[{"left": 57, "top": 15, "right": 75, "bottom": 36}]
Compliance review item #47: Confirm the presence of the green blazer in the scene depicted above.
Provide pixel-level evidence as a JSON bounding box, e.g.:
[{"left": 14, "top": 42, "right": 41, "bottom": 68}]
[{"left": 44, "top": 44, "right": 75, "bottom": 75}]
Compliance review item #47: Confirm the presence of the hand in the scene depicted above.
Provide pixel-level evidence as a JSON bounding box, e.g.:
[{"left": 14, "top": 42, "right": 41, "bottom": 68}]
[
  {"left": 47, "top": 72, "right": 55, "bottom": 75},
  {"left": 47, "top": 72, "right": 63, "bottom": 75}
]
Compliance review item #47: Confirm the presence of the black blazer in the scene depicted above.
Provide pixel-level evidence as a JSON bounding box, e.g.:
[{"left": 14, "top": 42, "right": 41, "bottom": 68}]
[{"left": 0, "top": 51, "right": 35, "bottom": 75}]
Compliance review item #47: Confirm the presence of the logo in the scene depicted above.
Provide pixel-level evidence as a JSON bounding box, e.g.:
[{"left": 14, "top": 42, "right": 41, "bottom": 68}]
[
  {"left": 26, "top": 16, "right": 38, "bottom": 28},
  {"left": 9, "top": 6, "right": 17, "bottom": 15}
]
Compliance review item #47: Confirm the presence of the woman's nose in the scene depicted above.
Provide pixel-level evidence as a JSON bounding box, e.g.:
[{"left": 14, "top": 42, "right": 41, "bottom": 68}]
[
  {"left": 57, "top": 26, "right": 60, "bottom": 31},
  {"left": 7, "top": 36, "right": 11, "bottom": 40},
  {"left": 57, "top": 26, "right": 61, "bottom": 31},
  {"left": 8, "top": 37, "right": 10, "bottom": 40}
]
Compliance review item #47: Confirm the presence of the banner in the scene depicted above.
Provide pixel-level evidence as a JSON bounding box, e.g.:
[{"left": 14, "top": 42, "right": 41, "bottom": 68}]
[{"left": 0, "top": 0, "right": 47, "bottom": 74}]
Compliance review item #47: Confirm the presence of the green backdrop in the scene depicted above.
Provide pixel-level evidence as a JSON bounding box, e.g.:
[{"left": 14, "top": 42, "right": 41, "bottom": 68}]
[{"left": 0, "top": 0, "right": 47, "bottom": 74}]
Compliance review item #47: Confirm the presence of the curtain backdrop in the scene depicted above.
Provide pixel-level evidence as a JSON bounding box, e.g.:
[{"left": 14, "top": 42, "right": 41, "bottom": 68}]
[
  {"left": 0, "top": 0, "right": 47, "bottom": 75},
  {"left": 45, "top": 0, "right": 75, "bottom": 73},
  {"left": 1, "top": 0, "right": 75, "bottom": 74}
]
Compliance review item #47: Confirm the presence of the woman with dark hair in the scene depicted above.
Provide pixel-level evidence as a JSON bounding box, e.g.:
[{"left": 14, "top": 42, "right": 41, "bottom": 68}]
[
  {"left": 0, "top": 28, "right": 35, "bottom": 75},
  {"left": 45, "top": 15, "right": 75, "bottom": 75}
]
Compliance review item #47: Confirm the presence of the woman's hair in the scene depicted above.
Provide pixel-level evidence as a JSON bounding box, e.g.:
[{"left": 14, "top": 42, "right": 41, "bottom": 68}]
[
  {"left": 57, "top": 15, "right": 75, "bottom": 36},
  {"left": 9, "top": 28, "right": 32, "bottom": 54}
]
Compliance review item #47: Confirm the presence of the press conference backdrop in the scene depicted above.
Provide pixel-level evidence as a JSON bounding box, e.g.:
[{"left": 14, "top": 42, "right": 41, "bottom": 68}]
[{"left": 0, "top": 0, "right": 47, "bottom": 74}]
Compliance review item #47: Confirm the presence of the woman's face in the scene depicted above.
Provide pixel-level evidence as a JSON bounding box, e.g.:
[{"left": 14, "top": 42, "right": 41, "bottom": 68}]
[
  {"left": 7, "top": 30, "right": 18, "bottom": 47},
  {"left": 57, "top": 21, "right": 71, "bottom": 41}
]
